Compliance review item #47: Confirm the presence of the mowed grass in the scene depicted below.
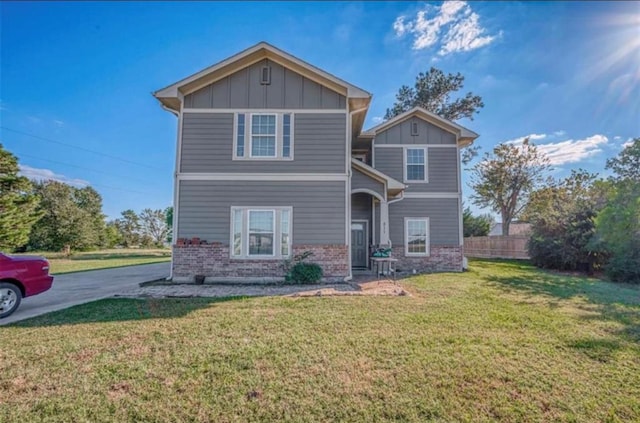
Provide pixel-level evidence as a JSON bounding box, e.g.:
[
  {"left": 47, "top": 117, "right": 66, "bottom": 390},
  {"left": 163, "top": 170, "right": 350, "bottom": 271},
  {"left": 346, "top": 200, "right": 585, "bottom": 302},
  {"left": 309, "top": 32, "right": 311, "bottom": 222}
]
[
  {"left": 1, "top": 260, "right": 639, "bottom": 422},
  {"left": 15, "top": 249, "right": 171, "bottom": 274}
]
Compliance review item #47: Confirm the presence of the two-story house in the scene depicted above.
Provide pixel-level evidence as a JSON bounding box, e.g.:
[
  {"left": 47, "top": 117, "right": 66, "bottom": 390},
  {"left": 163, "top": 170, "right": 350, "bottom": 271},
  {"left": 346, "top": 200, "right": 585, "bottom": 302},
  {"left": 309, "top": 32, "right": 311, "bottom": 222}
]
[{"left": 154, "top": 42, "right": 478, "bottom": 282}]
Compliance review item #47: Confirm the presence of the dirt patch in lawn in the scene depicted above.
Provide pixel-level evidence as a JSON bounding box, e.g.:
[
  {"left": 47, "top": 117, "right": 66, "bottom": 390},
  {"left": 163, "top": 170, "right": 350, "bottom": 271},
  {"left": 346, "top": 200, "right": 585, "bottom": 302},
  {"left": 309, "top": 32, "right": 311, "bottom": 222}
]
[{"left": 289, "top": 280, "right": 410, "bottom": 297}]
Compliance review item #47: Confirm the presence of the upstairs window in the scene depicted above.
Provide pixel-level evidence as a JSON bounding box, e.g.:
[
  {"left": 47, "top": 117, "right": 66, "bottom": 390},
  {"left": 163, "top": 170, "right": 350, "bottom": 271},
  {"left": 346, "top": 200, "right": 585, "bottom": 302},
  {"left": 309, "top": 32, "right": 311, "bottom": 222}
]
[
  {"left": 251, "top": 114, "right": 277, "bottom": 157},
  {"left": 405, "top": 147, "right": 427, "bottom": 182},
  {"left": 234, "top": 113, "right": 294, "bottom": 160}
]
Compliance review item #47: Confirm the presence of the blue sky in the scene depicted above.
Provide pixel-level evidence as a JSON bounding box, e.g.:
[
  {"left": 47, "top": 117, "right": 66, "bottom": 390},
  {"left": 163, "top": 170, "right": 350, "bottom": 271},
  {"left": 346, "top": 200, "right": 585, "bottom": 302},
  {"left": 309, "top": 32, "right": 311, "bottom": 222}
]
[{"left": 1, "top": 1, "right": 638, "bottom": 220}]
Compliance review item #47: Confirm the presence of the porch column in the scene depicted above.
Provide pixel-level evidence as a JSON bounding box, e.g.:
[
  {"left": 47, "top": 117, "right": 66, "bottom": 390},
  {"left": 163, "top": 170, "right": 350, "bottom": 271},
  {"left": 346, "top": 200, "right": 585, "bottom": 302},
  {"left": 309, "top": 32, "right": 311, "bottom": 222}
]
[{"left": 380, "top": 200, "right": 390, "bottom": 245}]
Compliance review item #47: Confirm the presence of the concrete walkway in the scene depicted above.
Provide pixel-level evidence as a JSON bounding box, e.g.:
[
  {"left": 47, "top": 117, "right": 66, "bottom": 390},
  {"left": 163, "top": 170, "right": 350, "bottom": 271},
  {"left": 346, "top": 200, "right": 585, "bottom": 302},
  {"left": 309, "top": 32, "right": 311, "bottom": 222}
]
[{"left": 0, "top": 262, "right": 170, "bottom": 325}]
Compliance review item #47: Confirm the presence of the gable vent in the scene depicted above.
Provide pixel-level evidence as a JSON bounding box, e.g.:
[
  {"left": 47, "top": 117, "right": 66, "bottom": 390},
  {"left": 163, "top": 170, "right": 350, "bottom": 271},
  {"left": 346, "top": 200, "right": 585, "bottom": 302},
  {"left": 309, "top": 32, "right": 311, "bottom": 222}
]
[
  {"left": 411, "top": 122, "right": 419, "bottom": 136},
  {"left": 260, "top": 66, "right": 271, "bottom": 85}
]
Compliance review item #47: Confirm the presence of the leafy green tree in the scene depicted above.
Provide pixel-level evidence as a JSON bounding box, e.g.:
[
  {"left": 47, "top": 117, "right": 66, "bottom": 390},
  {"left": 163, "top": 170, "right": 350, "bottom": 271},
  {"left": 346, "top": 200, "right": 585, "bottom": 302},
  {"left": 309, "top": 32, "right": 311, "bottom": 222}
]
[
  {"left": 28, "top": 181, "right": 105, "bottom": 251},
  {"left": 525, "top": 170, "right": 607, "bottom": 271},
  {"left": 462, "top": 207, "right": 492, "bottom": 237},
  {"left": 594, "top": 138, "right": 640, "bottom": 283},
  {"left": 385, "top": 67, "right": 483, "bottom": 166},
  {"left": 165, "top": 206, "right": 173, "bottom": 243},
  {"left": 469, "top": 138, "right": 551, "bottom": 235},
  {"left": 115, "top": 209, "right": 141, "bottom": 247},
  {"left": 0, "top": 144, "right": 42, "bottom": 251},
  {"left": 103, "top": 221, "right": 122, "bottom": 248},
  {"left": 384, "top": 67, "right": 484, "bottom": 121},
  {"left": 140, "top": 208, "right": 169, "bottom": 247}
]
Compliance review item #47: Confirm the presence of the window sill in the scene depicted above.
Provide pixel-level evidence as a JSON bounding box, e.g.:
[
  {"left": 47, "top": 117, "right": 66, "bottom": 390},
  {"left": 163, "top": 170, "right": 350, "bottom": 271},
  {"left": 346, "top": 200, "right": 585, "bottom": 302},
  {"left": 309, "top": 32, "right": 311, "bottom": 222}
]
[
  {"left": 232, "top": 157, "right": 294, "bottom": 161},
  {"left": 230, "top": 255, "right": 289, "bottom": 261}
]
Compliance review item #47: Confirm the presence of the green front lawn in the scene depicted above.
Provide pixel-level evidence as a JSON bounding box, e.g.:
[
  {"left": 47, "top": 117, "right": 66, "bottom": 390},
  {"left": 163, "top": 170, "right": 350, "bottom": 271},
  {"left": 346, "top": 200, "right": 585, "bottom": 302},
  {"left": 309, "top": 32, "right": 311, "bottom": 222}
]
[
  {"left": 14, "top": 249, "right": 171, "bottom": 274},
  {"left": 2, "top": 259, "right": 639, "bottom": 422}
]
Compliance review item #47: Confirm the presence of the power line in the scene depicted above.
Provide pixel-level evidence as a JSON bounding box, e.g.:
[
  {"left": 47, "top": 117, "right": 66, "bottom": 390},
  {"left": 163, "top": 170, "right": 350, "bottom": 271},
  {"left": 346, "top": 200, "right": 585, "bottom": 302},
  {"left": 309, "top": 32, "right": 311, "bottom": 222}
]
[
  {"left": 15, "top": 151, "right": 161, "bottom": 186},
  {"left": 0, "top": 126, "right": 166, "bottom": 171}
]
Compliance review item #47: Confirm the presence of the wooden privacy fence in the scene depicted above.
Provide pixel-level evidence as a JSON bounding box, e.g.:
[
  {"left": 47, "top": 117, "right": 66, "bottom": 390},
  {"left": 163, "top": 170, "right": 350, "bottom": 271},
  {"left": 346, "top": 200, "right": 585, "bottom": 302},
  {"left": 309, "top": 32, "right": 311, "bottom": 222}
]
[{"left": 464, "top": 235, "right": 530, "bottom": 259}]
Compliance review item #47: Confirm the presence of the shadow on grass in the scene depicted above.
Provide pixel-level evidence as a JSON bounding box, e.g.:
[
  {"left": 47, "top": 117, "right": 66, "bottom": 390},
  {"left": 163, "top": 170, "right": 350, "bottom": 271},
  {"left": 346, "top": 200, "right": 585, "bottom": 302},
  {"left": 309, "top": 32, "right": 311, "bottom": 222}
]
[
  {"left": 481, "top": 259, "right": 640, "bottom": 347},
  {"left": 9, "top": 297, "right": 248, "bottom": 328},
  {"left": 65, "top": 253, "right": 171, "bottom": 261}
]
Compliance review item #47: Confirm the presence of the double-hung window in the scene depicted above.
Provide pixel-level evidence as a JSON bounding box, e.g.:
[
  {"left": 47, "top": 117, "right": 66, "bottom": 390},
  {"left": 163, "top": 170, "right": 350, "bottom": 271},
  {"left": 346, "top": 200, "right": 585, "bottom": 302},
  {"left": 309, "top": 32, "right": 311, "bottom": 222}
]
[
  {"left": 234, "top": 113, "right": 294, "bottom": 160},
  {"left": 405, "top": 217, "right": 430, "bottom": 256},
  {"left": 230, "top": 207, "right": 292, "bottom": 259},
  {"left": 404, "top": 147, "right": 427, "bottom": 182}
]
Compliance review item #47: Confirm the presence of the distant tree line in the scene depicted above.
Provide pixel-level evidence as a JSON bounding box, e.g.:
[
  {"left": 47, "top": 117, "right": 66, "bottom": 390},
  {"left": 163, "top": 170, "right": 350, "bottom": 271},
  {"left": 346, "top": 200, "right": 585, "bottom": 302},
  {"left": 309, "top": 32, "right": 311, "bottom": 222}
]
[{"left": 0, "top": 143, "right": 172, "bottom": 254}]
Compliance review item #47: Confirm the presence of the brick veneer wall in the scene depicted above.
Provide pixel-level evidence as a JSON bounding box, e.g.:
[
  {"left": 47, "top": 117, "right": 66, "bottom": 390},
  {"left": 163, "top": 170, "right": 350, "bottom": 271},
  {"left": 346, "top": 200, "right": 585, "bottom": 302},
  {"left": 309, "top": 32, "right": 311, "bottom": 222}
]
[
  {"left": 173, "top": 243, "right": 349, "bottom": 283},
  {"left": 391, "top": 245, "right": 463, "bottom": 273}
]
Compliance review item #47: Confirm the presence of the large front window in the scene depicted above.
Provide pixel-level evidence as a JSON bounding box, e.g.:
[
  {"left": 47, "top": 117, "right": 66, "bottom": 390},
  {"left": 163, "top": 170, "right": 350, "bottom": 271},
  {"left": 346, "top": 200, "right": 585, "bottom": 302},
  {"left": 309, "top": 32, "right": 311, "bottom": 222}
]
[
  {"left": 405, "top": 148, "right": 427, "bottom": 182},
  {"left": 231, "top": 207, "right": 293, "bottom": 258},
  {"left": 405, "top": 218, "right": 429, "bottom": 256}
]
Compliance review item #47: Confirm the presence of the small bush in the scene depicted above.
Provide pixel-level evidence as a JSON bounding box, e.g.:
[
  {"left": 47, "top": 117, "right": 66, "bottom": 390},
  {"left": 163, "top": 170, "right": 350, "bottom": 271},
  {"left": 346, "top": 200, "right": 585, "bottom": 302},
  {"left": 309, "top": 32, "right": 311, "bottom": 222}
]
[{"left": 287, "top": 262, "right": 323, "bottom": 284}]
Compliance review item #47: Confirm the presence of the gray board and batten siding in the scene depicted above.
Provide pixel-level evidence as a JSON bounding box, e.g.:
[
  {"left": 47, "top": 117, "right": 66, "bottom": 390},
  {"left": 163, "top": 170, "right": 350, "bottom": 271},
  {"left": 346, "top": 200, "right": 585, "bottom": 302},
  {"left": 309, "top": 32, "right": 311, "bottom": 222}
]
[
  {"left": 351, "top": 167, "right": 385, "bottom": 199},
  {"left": 389, "top": 198, "right": 460, "bottom": 247},
  {"left": 374, "top": 147, "right": 459, "bottom": 192},
  {"left": 374, "top": 116, "right": 457, "bottom": 145},
  {"left": 180, "top": 112, "right": 347, "bottom": 173},
  {"left": 184, "top": 59, "right": 347, "bottom": 110},
  {"left": 177, "top": 180, "right": 346, "bottom": 244}
]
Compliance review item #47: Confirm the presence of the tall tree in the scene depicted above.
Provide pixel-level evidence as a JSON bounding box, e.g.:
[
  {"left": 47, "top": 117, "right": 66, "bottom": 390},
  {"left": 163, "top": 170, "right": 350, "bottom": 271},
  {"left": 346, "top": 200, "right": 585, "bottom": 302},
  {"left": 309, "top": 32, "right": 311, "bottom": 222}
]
[
  {"left": 28, "top": 181, "right": 104, "bottom": 251},
  {"left": 385, "top": 67, "right": 483, "bottom": 166},
  {"left": 115, "top": 209, "right": 141, "bottom": 247},
  {"left": 140, "top": 208, "right": 169, "bottom": 247},
  {"left": 594, "top": 138, "right": 640, "bottom": 283},
  {"left": 606, "top": 138, "right": 640, "bottom": 182},
  {"left": 469, "top": 138, "right": 551, "bottom": 236},
  {"left": 384, "top": 67, "right": 484, "bottom": 121},
  {"left": 0, "top": 144, "right": 42, "bottom": 251}
]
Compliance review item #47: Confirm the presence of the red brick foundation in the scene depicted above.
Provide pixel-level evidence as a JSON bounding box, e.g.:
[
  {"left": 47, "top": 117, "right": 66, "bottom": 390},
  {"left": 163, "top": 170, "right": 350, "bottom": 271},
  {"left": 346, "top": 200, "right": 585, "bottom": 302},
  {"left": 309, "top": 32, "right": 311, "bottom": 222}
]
[
  {"left": 391, "top": 245, "right": 463, "bottom": 274},
  {"left": 172, "top": 243, "right": 349, "bottom": 283}
]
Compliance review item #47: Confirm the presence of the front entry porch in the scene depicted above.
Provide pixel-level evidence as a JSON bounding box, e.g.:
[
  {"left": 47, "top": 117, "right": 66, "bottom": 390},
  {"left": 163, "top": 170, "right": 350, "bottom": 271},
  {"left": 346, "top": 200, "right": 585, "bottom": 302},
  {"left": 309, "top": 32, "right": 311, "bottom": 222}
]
[{"left": 350, "top": 158, "right": 405, "bottom": 270}]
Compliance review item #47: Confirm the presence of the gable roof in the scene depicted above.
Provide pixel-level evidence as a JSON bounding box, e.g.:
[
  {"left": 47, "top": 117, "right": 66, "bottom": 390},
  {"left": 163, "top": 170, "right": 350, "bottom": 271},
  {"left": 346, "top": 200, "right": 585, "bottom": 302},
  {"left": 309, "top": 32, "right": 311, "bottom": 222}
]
[
  {"left": 361, "top": 107, "right": 479, "bottom": 147},
  {"left": 351, "top": 158, "right": 405, "bottom": 194},
  {"left": 154, "top": 41, "right": 371, "bottom": 112}
]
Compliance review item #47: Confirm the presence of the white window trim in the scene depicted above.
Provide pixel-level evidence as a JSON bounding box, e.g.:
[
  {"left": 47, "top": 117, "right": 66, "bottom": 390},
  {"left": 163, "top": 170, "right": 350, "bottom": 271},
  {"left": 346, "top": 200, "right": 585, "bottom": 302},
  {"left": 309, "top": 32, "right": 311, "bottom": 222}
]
[
  {"left": 230, "top": 206, "right": 293, "bottom": 260},
  {"left": 233, "top": 112, "right": 294, "bottom": 161},
  {"left": 403, "top": 146, "right": 428, "bottom": 184},
  {"left": 404, "top": 217, "right": 430, "bottom": 257}
]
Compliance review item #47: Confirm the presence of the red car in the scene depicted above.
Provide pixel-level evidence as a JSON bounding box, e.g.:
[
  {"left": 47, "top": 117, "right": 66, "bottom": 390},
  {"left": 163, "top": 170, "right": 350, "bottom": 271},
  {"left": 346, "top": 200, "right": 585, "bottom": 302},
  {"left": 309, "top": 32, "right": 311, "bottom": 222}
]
[{"left": 0, "top": 253, "right": 54, "bottom": 318}]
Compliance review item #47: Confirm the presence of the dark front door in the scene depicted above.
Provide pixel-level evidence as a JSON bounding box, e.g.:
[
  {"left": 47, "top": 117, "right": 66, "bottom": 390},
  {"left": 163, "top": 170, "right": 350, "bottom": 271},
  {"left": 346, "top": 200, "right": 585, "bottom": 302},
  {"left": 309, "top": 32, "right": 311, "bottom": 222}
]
[{"left": 351, "top": 221, "right": 368, "bottom": 268}]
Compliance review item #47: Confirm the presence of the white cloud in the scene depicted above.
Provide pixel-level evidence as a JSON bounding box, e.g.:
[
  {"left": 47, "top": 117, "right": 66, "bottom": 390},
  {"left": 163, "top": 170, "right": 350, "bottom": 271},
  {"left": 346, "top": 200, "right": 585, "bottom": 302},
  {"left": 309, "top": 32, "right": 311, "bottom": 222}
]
[
  {"left": 613, "top": 135, "right": 622, "bottom": 141},
  {"left": 19, "top": 164, "right": 89, "bottom": 188},
  {"left": 504, "top": 133, "right": 547, "bottom": 144},
  {"left": 53, "top": 120, "right": 64, "bottom": 128},
  {"left": 371, "top": 116, "right": 384, "bottom": 124},
  {"left": 506, "top": 134, "right": 609, "bottom": 165},
  {"left": 622, "top": 138, "right": 634, "bottom": 149},
  {"left": 553, "top": 130, "right": 566, "bottom": 137},
  {"left": 393, "top": 1, "right": 497, "bottom": 56}
]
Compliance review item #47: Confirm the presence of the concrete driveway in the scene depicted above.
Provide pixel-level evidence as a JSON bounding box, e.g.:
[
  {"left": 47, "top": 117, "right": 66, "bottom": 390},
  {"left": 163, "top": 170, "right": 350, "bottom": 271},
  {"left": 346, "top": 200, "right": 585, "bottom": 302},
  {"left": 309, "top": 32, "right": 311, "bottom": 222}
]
[{"left": 0, "top": 262, "right": 170, "bottom": 325}]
